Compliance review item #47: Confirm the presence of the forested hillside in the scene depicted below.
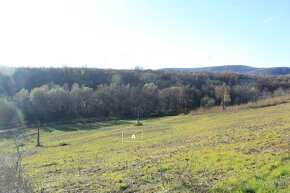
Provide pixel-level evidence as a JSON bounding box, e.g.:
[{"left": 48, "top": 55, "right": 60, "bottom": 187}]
[
  {"left": 164, "top": 65, "right": 290, "bottom": 75},
  {"left": 1, "top": 67, "right": 290, "bottom": 126}
]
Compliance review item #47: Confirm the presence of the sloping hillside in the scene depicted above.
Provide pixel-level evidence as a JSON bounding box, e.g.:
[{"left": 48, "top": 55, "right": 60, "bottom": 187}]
[
  {"left": 249, "top": 67, "right": 290, "bottom": 75},
  {"left": 1, "top": 104, "right": 290, "bottom": 192}
]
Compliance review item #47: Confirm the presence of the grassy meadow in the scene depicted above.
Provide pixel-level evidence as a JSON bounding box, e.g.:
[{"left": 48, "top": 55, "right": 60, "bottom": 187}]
[{"left": 1, "top": 104, "right": 290, "bottom": 192}]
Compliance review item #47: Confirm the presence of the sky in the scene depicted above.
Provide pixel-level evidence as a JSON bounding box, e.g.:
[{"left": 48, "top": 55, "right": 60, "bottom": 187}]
[{"left": 0, "top": 0, "right": 290, "bottom": 69}]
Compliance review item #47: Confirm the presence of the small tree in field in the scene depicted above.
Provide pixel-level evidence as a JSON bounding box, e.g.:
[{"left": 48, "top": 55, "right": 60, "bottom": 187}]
[
  {"left": 215, "top": 85, "right": 231, "bottom": 111},
  {"left": 221, "top": 92, "right": 231, "bottom": 110}
]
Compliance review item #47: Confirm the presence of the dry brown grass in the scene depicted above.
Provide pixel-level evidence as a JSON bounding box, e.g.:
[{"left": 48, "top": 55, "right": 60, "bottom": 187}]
[{"left": 192, "top": 95, "right": 290, "bottom": 115}]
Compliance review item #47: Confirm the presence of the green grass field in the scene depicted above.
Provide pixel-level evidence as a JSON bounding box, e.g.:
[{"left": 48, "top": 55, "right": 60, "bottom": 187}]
[{"left": 1, "top": 104, "right": 290, "bottom": 192}]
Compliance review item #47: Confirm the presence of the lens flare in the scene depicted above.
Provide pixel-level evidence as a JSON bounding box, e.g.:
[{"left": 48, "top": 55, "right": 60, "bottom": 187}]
[{"left": 0, "top": 98, "right": 24, "bottom": 129}]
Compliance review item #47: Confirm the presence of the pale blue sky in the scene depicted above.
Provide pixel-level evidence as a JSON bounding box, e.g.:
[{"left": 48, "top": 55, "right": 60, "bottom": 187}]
[{"left": 0, "top": 0, "right": 289, "bottom": 69}]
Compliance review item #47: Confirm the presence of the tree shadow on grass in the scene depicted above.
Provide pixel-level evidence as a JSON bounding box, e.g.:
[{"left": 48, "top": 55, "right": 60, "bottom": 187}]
[
  {"left": 0, "top": 129, "right": 28, "bottom": 140},
  {"left": 0, "top": 120, "right": 133, "bottom": 140},
  {"left": 48, "top": 120, "right": 132, "bottom": 132},
  {"left": 0, "top": 130, "right": 17, "bottom": 140}
]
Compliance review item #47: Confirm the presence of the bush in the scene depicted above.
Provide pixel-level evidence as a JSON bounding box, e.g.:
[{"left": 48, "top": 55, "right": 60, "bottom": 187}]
[
  {"left": 134, "top": 121, "right": 143, "bottom": 126},
  {"left": 200, "top": 96, "right": 216, "bottom": 108}
]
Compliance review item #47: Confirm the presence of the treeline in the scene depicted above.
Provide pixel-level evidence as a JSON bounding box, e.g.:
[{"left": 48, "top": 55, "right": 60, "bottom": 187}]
[
  {"left": 7, "top": 81, "right": 290, "bottom": 123},
  {"left": 12, "top": 83, "right": 199, "bottom": 122},
  {"left": 1, "top": 67, "right": 290, "bottom": 96},
  {"left": 1, "top": 67, "right": 290, "bottom": 125}
]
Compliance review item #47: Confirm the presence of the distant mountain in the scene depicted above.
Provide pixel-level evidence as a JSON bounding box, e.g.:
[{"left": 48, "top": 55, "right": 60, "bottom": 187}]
[
  {"left": 163, "top": 65, "right": 290, "bottom": 75},
  {"left": 249, "top": 67, "right": 290, "bottom": 75}
]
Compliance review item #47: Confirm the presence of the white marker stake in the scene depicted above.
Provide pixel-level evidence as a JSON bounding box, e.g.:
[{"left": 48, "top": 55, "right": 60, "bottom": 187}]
[
  {"left": 131, "top": 134, "right": 136, "bottom": 139},
  {"left": 122, "top": 131, "right": 124, "bottom": 142}
]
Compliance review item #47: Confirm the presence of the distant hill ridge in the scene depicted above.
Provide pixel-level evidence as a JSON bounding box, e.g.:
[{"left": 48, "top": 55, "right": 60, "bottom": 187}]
[{"left": 163, "top": 65, "right": 290, "bottom": 75}]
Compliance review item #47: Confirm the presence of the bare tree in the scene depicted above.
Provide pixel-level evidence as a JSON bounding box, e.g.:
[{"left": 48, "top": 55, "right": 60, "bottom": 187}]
[
  {"left": 215, "top": 85, "right": 231, "bottom": 111},
  {"left": 0, "top": 133, "right": 33, "bottom": 193}
]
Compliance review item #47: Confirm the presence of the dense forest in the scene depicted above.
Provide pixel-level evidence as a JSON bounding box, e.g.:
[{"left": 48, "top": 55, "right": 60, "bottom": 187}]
[{"left": 1, "top": 67, "right": 290, "bottom": 127}]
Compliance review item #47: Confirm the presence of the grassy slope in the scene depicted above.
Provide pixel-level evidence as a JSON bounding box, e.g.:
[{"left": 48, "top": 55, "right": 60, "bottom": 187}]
[{"left": 2, "top": 104, "right": 290, "bottom": 192}]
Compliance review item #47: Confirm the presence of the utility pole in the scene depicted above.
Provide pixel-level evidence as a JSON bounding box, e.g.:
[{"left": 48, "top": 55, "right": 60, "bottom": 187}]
[
  {"left": 137, "top": 107, "right": 140, "bottom": 125},
  {"left": 36, "top": 121, "right": 41, "bottom": 147}
]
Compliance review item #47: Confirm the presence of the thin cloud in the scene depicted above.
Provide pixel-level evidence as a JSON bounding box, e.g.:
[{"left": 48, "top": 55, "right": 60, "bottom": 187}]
[
  {"left": 263, "top": 17, "right": 273, "bottom": 24},
  {"left": 262, "top": 12, "right": 283, "bottom": 24}
]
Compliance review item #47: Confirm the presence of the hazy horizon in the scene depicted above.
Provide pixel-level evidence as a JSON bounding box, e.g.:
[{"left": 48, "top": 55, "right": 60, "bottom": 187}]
[
  {"left": 1, "top": 0, "right": 290, "bottom": 69},
  {"left": 1, "top": 64, "right": 290, "bottom": 70}
]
